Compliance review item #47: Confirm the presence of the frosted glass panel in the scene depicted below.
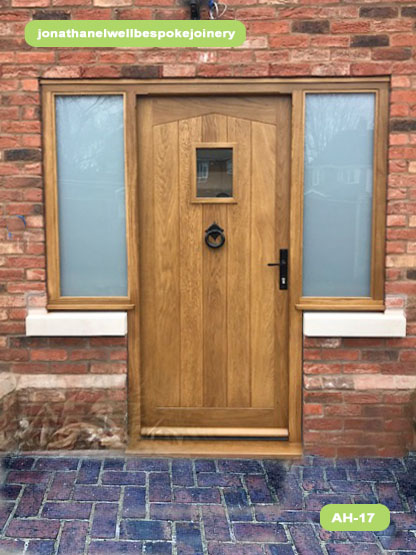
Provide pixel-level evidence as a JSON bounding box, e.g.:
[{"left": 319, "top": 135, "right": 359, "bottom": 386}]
[
  {"left": 55, "top": 95, "right": 127, "bottom": 297},
  {"left": 303, "top": 93, "right": 375, "bottom": 297}
]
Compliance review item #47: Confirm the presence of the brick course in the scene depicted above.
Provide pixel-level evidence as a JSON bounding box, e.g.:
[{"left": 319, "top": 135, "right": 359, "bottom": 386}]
[{"left": 0, "top": 0, "right": 416, "bottom": 455}]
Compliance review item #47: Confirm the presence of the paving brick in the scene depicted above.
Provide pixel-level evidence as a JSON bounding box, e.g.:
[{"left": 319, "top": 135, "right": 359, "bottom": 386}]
[
  {"left": 330, "top": 480, "right": 373, "bottom": 494},
  {"left": 126, "top": 459, "right": 169, "bottom": 472},
  {"left": 15, "top": 484, "right": 46, "bottom": 517},
  {"left": 26, "top": 539, "right": 55, "bottom": 555},
  {"left": 7, "top": 471, "right": 50, "bottom": 485},
  {"left": 150, "top": 503, "right": 199, "bottom": 522},
  {"left": 76, "top": 459, "right": 101, "bottom": 484},
  {"left": 305, "top": 494, "right": 351, "bottom": 511},
  {"left": 172, "top": 459, "right": 194, "bottom": 486},
  {"left": 255, "top": 506, "right": 319, "bottom": 523},
  {"left": 89, "top": 541, "right": 144, "bottom": 554},
  {"left": 335, "top": 459, "right": 358, "bottom": 470},
  {"left": 149, "top": 472, "right": 172, "bottom": 502},
  {"left": 348, "top": 470, "right": 394, "bottom": 482},
  {"left": 0, "top": 485, "right": 21, "bottom": 500},
  {"left": 176, "top": 522, "right": 203, "bottom": 554},
  {"left": 0, "top": 502, "right": 14, "bottom": 529},
  {"left": 278, "top": 477, "right": 304, "bottom": 510},
  {"left": 265, "top": 546, "right": 296, "bottom": 555},
  {"left": 201, "top": 505, "right": 231, "bottom": 541},
  {"left": 303, "top": 479, "right": 331, "bottom": 493},
  {"left": 103, "top": 458, "right": 125, "bottom": 471},
  {"left": 359, "top": 458, "right": 406, "bottom": 471},
  {"left": 122, "top": 486, "right": 146, "bottom": 518},
  {"left": 0, "top": 539, "right": 25, "bottom": 553},
  {"left": 208, "top": 542, "right": 264, "bottom": 554},
  {"left": 6, "top": 519, "right": 60, "bottom": 539},
  {"left": 233, "top": 522, "right": 287, "bottom": 543},
  {"left": 303, "top": 467, "right": 325, "bottom": 480},
  {"left": 197, "top": 473, "right": 241, "bottom": 487},
  {"left": 217, "top": 460, "right": 263, "bottom": 474},
  {"left": 289, "top": 524, "right": 323, "bottom": 555},
  {"left": 73, "top": 485, "right": 121, "bottom": 501},
  {"left": 174, "top": 487, "right": 221, "bottom": 504},
  {"left": 195, "top": 459, "right": 216, "bottom": 473},
  {"left": 42, "top": 502, "right": 92, "bottom": 520},
  {"left": 91, "top": 503, "right": 118, "bottom": 539},
  {"left": 223, "top": 488, "right": 252, "bottom": 521},
  {"left": 47, "top": 472, "right": 76, "bottom": 500},
  {"left": 120, "top": 520, "right": 171, "bottom": 541},
  {"left": 376, "top": 483, "right": 406, "bottom": 511},
  {"left": 326, "top": 544, "right": 383, "bottom": 554},
  {"left": 143, "top": 542, "right": 172, "bottom": 554},
  {"left": 379, "top": 531, "right": 416, "bottom": 550},
  {"left": 245, "top": 475, "right": 274, "bottom": 503},
  {"left": 2, "top": 457, "right": 35, "bottom": 470},
  {"left": 34, "top": 457, "right": 78, "bottom": 471},
  {"left": 57, "top": 521, "right": 88, "bottom": 555},
  {"left": 102, "top": 471, "right": 145, "bottom": 486}
]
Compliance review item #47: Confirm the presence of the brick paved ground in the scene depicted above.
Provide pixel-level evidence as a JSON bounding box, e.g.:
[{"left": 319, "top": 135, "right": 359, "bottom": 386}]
[{"left": 0, "top": 453, "right": 415, "bottom": 554}]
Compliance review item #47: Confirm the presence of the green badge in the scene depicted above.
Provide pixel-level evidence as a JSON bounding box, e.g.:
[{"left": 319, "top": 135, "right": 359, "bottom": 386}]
[
  {"left": 320, "top": 504, "right": 390, "bottom": 532},
  {"left": 25, "top": 20, "right": 246, "bottom": 48}
]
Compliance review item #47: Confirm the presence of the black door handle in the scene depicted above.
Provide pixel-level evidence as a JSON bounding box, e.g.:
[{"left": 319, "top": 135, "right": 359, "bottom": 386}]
[
  {"left": 205, "top": 222, "right": 225, "bottom": 249},
  {"left": 267, "top": 249, "right": 288, "bottom": 290}
]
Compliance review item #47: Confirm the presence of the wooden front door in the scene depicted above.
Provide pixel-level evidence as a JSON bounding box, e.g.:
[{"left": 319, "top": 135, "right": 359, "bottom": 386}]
[{"left": 138, "top": 95, "right": 291, "bottom": 438}]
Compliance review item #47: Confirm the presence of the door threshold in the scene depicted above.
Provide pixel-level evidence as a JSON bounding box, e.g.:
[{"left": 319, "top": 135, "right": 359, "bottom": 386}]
[{"left": 126, "top": 439, "right": 302, "bottom": 458}]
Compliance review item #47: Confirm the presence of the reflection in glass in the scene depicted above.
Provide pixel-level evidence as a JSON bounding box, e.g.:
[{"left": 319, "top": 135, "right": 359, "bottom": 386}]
[
  {"left": 196, "top": 148, "right": 233, "bottom": 198},
  {"left": 303, "top": 93, "right": 375, "bottom": 297},
  {"left": 55, "top": 95, "right": 128, "bottom": 296}
]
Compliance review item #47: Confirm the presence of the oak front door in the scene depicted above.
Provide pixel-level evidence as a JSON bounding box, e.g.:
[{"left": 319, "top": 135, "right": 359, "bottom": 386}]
[{"left": 138, "top": 95, "right": 291, "bottom": 438}]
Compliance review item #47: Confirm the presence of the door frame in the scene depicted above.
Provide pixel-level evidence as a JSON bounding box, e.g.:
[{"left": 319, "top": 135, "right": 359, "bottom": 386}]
[{"left": 41, "top": 77, "right": 389, "bottom": 458}]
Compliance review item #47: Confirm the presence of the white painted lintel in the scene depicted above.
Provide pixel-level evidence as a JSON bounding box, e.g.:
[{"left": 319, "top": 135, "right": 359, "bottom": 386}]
[
  {"left": 303, "top": 309, "right": 406, "bottom": 338},
  {"left": 26, "top": 309, "right": 127, "bottom": 337}
]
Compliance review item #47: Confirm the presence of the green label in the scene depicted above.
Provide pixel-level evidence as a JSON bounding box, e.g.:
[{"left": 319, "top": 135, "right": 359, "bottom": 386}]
[
  {"left": 25, "top": 20, "right": 246, "bottom": 48},
  {"left": 320, "top": 504, "right": 390, "bottom": 531}
]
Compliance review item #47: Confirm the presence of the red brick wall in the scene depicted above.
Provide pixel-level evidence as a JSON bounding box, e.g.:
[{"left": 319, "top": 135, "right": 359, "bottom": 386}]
[
  {"left": 1, "top": 0, "right": 416, "bottom": 454},
  {"left": 303, "top": 336, "right": 415, "bottom": 457}
]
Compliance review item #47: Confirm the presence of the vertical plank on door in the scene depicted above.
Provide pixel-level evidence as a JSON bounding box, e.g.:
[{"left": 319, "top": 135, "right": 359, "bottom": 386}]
[
  {"left": 153, "top": 121, "right": 181, "bottom": 408},
  {"left": 139, "top": 99, "right": 156, "bottom": 421},
  {"left": 227, "top": 117, "right": 251, "bottom": 407},
  {"left": 202, "top": 113, "right": 228, "bottom": 407},
  {"left": 274, "top": 97, "right": 291, "bottom": 425},
  {"left": 250, "top": 121, "right": 277, "bottom": 409},
  {"left": 179, "top": 117, "right": 204, "bottom": 407}
]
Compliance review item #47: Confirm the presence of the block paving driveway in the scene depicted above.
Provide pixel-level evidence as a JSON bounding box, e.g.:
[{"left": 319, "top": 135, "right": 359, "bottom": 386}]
[{"left": 0, "top": 453, "right": 415, "bottom": 554}]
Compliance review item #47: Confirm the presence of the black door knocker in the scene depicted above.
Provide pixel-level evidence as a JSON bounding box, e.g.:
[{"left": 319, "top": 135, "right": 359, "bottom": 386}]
[{"left": 205, "top": 222, "right": 225, "bottom": 249}]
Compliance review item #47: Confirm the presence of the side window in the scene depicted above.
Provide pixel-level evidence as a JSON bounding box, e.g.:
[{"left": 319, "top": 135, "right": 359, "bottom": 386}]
[
  {"left": 45, "top": 93, "right": 130, "bottom": 308},
  {"left": 298, "top": 88, "right": 388, "bottom": 310},
  {"left": 303, "top": 93, "right": 375, "bottom": 297}
]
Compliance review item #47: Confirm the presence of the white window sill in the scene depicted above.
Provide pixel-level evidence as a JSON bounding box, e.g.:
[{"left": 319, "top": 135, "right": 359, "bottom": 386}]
[
  {"left": 26, "top": 309, "right": 127, "bottom": 336},
  {"left": 303, "top": 309, "right": 406, "bottom": 338}
]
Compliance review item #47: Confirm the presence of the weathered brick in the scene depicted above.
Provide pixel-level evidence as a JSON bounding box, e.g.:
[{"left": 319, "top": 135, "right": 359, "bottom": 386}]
[
  {"left": 6, "top": 519, "right": 60, "bottom": 539},
  {"left": 120, "top": 520, "right": 171, "bottom": 541},
  {"left": 4, "top": 149, "right": 41, "bottom": 161},
  {"left": 292, "top": 20, "right": 330, "bottom": 34},
  {"left": 351, "top": 35, "right": 389, "bottom": 47},
  {"left": 32, "top": 9, "right": 70, "bottom": 19},
  {"left": 121, "top": 65, "right": 161, "bottom": 79},
  {"left": 391, "top": 119, "right": 416, "bottom": 132},
  {"left": 360, "top": 7, "right": 398, "bottom": 19},
  {"left": 402, "top": 6, "right": 416, "bottom": 18}
]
